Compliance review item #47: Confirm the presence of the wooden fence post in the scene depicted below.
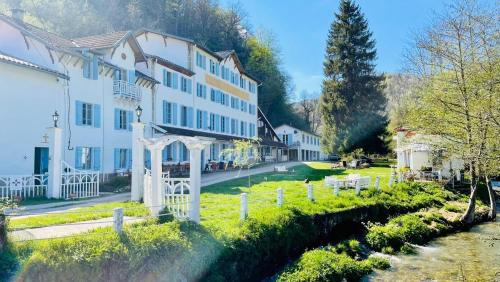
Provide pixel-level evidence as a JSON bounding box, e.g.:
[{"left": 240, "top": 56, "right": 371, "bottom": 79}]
[
  {"left": 333, "top": 182, "right": 340, "bottom": 196},
  {"left": 374, "top": 176, "right": 380, "bottom": 190},
  {"left": 240, "top": 193, "right": 248, "bottom": 220},
  {"left": 307, "top": 184, "right": 314, "bottom": 201},
  {"left": 277, "top": 188, "right": 283, "bottom": 207},
  {"left": 113, "top": 207, "right": 124, "bottom": 234}
]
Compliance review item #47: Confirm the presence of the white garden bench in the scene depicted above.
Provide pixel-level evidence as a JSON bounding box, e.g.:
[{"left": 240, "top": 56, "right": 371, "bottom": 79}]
[{"left": 274, "top": 166, "right": 289, "bottom": 173}]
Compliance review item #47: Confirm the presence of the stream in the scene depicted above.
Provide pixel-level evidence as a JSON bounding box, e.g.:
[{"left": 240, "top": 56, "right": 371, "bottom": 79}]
[{"left": 366, "top": 210, "right": 500, "bottom": 281}]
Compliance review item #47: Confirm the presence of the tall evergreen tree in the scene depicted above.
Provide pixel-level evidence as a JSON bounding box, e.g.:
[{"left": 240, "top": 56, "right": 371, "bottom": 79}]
[{"left": 320, "top": 0, "right": 388, "bottom": 154}]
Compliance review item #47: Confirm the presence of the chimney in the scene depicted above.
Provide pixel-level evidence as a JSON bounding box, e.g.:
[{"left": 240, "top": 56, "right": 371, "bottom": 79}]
[{"left": 11, "top": 8, "right": 26, "bottom": 23}]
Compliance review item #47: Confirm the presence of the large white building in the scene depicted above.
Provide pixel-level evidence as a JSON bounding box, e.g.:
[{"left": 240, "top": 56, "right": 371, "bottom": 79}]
[
  {"left": 275, "top": 124, "right": 324, "bottom": 161},
  {"left": 0, "top": 11, "right": 262, "bottom": 177}
]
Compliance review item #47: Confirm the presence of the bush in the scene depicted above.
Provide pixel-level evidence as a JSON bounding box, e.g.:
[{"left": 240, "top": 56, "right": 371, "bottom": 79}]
[
  {"left": 366, "top": 256, "right": 391, "bottom": 270},
  {"left": 276, "top": 249, "right": 373, "bottom": 282},
  {"left": 366, "top": 214, "right": 433, "bottom": 253},
  {"left": 443, "top": 203, "right": 461, "bottom": 213},
  {"left": 100, "top": 176, "right": 130, "bottom": 193}
]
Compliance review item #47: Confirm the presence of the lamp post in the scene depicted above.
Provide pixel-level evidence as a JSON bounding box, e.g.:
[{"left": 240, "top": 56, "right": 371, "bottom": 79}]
[
  {"left": 135, "top": 105, "right": 143, "bottom": 123},
  {"left": 52, "top": 111, "right": 59, "bottom": 128}
]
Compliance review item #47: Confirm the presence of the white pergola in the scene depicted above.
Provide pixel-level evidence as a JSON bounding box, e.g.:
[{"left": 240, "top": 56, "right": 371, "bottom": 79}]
[{"left": 131, "top": 122, "right": 214, "bottom": 223}]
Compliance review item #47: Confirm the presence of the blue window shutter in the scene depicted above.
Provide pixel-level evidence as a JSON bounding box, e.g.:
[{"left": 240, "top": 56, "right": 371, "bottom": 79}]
[
  {"left": 127, "top": 111, "right": 133, "bottom": 131},
  {"left": 75, "top": 147, "right": 82, "bottom": 169},
  {"left": 114, "top": 109, "right": 120, "bottom": 129},
  {"left": 128, "top": 70, "right": 136, "bottom": 84},
  {"left": 83, "top": 61, "right": 90, "bottom": 78},
  {"left": 196, "top": 110, "right": 201, "bottom": 129},
  {"left": 187, "top": 79, "right": 192, "bottom": 94},
  {"left": 215, "top": 115, "right": 220, "bottom": 132},
  {"left": 187, "top": 107, "right": 193, "bottom": 128},
  {"left": 114, "top": 148, "right": 120, "bottom": 169},
  {"left": 76, "top": 101, "right": 83, "bottom": 125},
  {"left": 179, "top": 143, "right": 184, "bottom": 161},
  {"left": 225, "top": 95, "right": 229, "bottom": 107},
  {"left": 203, "top": 111, "right": 208, "bottom": 129},
  {"left": 163, "top": 70, "right": 167, "bottom": 85},
  {"left": 163, "top": 101, "right": 167, "bottom": 124},
  {"left": 162, "top": 147, "right": 168, "bottom": 162},
  {"left": 172, "top": 103, "right": 178, "bottom": 125},
  {"left": 127, "top": 149, "right": 132, "bottom": 170},
  {"left": 92, "top": 147, "right": 101, "bottom": 170},
  {"left": 93, "top": 104, "right": 101, "bottom": 128},
  {"left": 173, "top": 73, "right": 178, "bottom": 89},
  {"left": 172, "top": 142, "right": 178, "bottom": 162},
  {"left": 92, "top": 55, "right": 99, "bottom": 80},
  {"left": 289, "top": 134, "right": 293, "bottom": 144}
]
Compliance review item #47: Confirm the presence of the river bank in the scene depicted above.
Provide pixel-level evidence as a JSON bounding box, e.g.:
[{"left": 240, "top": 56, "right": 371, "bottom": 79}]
[{"left": 367, "top": 205, "right": 499, "bottom": 281}]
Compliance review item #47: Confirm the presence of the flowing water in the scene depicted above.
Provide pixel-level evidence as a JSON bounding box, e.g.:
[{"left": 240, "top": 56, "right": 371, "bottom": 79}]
[{"left": 366, "top": 212, "right": 500, "bottom": 282}]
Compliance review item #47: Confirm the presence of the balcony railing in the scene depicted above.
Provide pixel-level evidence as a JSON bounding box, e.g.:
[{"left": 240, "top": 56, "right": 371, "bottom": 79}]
[{"left": 113, "top": 80, "right": 141, "bottom": 102}]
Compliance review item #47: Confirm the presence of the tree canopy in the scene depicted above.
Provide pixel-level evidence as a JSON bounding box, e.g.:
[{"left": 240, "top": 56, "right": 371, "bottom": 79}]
[{"left": 320, "top": 0, "right": 388, "bottom": 155}]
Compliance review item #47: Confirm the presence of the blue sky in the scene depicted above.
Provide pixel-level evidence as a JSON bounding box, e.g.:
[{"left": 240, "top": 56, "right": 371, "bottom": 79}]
[{"left": 221, "top": 0, "right": 451, "bottom": 99}]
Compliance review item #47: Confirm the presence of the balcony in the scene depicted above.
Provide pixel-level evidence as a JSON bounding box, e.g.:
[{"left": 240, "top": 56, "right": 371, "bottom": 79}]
[{"left": 113, "top": 80, "right": 141, "bottom": 102}]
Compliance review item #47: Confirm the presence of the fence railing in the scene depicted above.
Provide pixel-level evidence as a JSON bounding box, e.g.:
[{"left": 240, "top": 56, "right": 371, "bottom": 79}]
[
  {"left": 0, "top": 174, "right": 48, "bottom": 199},
  {"left": 113, "top": 80, "right": 141, "bottom": 102},
  {"left": 60, "top": 161, "right": 100, "bottom": 199},
  {"left": 163, "top": 176, "right": 190, "bottom": 219}
]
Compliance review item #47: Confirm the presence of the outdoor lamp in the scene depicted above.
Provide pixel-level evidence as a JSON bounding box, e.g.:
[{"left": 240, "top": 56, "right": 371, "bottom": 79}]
[
  {"left": 52, "top": 110, "right": 59, "bottom": 127},
  {"left": 135, "top": 105, "right": 143, "bottom": 122}
]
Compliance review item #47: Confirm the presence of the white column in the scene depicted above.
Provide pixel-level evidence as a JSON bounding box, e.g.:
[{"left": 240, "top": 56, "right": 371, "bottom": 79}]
[
  {"left": 307, "top": 183, "right": 314, "bottom": 201},
  {"left": 47, "top": 127, "right": 62, "bottom": 199},
  {"left": 189, "top": 147, "right": 202, "bottom": 223},
  {"left": 131, "top": 122, "right": 145, "bottom": 201},
  {"left": 150, "top": 145, "right": 164, "bottom": 216}
]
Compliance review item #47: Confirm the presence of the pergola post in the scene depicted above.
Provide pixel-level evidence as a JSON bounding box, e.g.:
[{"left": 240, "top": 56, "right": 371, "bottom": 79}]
[
  {"left": 131, "top": 122, "right": 145, "bottom": 202},
  {"left": 149, "top": 145, "right": 164, "bottom": 216},
  {"left": 47, "top": 127, "right": 62, "bottom": 199},
  {"left": 188, "top": 147, "right": 202, "bottom": 223}
]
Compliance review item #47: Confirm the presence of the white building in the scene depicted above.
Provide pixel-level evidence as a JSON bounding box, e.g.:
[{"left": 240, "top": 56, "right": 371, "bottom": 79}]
[
  {"left": 394, "top": 129, "right": 464, "bottom": 179},
  {"left": 274, "top": 124, "right": 324, "bottom": 161},
  {"left": 0, "top": 11, "right": 262, "bottom": 177}
]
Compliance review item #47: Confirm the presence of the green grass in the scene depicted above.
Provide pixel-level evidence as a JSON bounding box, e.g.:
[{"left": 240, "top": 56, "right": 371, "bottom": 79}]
[
  {"left": 8, "top": 201, "right": 149, "bottom": 230},
  {"left": 199, "top": 162, "right": 392, "bottom": 235},
  {"left": 5, "top": 161, "right": 460, "bottom": 281}
]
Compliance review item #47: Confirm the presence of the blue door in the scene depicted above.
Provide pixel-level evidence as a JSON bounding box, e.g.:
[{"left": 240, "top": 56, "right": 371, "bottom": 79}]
[{"left": 34, "top": 147, "right": 49, "bottom": 185}]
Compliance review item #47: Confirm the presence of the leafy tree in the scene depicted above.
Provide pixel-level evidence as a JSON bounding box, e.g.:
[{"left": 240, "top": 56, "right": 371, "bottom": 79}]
[
  {"left": 220, "top": 138, "right": 261, "bottom": 188},
  {"left": 405, "top": 0, "right": 499, "bottom": 222},
  {"left": 320, "top": 0, "right": 388, "bottom": 154}
]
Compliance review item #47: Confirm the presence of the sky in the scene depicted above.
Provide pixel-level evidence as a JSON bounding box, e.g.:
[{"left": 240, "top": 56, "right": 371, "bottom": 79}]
[{"left": 221, "top": 0, "right": 452, "bottom": 100}]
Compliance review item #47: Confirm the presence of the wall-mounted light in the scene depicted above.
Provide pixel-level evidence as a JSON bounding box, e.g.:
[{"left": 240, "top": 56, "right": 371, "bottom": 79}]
[
  {"left": 52, "top": 111, "right": 59, "bottom": 127},
  {"left": 135, "top": 105, "right": 143, "bottom": 122}
]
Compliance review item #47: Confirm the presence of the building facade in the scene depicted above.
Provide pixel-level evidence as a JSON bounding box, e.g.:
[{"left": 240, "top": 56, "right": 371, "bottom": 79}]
[
  {"left": 0, "top": 12, "right": 262, "bottom": 177},
  {"left": 274, "top": 125, "right": 324, "bottom": 161}
]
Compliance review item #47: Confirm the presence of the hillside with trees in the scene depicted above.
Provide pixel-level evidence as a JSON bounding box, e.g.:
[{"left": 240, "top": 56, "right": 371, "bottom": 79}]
[{"left": 0, "top": 0, "right": 305, "bottom": 129}]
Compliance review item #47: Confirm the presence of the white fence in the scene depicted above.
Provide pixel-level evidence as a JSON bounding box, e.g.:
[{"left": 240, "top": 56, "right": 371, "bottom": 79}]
[
  {"left": 60, "top": 161, "right": 100, "bottom": 199},
  {"left": 163, "top": 175, "right": 190, "bottom": 219},
  {"left": 0, "top": 174, "right": 48, "bottom": 199}
]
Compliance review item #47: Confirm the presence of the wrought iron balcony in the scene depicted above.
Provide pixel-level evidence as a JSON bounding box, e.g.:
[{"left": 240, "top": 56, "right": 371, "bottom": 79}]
[{"left": 113, "top": 80, "right": 141, "bottom": 102}]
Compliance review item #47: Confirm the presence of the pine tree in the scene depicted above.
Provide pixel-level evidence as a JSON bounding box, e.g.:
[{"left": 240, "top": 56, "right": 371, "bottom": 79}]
[{"left": 320, "top": 0, "right": 388, "bottom": 154}]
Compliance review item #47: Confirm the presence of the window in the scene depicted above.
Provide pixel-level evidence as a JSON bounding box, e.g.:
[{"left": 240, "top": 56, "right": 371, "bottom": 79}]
[
  {"left": 76, "top": 101, "right": 100, "bottom": 128},
  {"left": 282, "top": 134, "right": 288, "bottom": 144},
  {"left": 249, "top": 123, "right": 256, "bottom": 137},
  {"left": 196, "top": 52, "right": 206, "bottom": 69},
  {"left": 249, "top": 104, "right": 256, "bottom": 115},
  {"left": 180, "top": 77, "right": 192, "bottom": 93},
  {"left": 180, "top": 106, "right": 194, "bottom": 128},
  {"left": 210, "top": 88, "right": 216, "bottom": 102},
  {"left": 221, "top": 116, "right": 226, "bottom": 133},
  {"left": 163, "top": 101, "right": 177, "bottom": 125},
  {"left": 196, "top": 83, "right": 206, "bottom": 99},
  {"left": 210, "top": 113, "right": 215, "bottom": 131},
  {"left": 249, "top": 82, "right": 257, "bottom": 94},
  {"left": 240, "top": 76, "right": 246, "bottom": 89},
  {"left": 196, "top": 110, "right": 202, "bottom": 129},
  {"left": 83, "top": 54, "right": 99, "bottom": 80},
  {"left": 114, "top": 109, "right": 133, "bottom": 130},
  {"left": 240, "top": 121, "right": 247, "bottom": 137},
  {"left": 114, "top": 148, "right": 131, "bottom": 170},
  {"left": 163, "top": 70, "right": 178, "bottom": 89},
  {"left": 75, "top": 147, "right": 100, "bottom": 170},
  {"left": 240, "top": 101, "right": 248, "bottom": 112},
  {"left": 231, "top": 119, "right": 237, "bottom": 135}
]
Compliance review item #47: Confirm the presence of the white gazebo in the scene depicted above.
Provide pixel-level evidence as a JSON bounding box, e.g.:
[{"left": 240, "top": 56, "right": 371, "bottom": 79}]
[{"left": 131, "top": 122, "right": 214, "bottom": 223}]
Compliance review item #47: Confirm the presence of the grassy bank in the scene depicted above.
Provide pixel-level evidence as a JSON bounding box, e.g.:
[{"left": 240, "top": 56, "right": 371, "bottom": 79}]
[
  {"left": 274, "top": 197, "right": 489, "bottom": 281},
  {"left": 2, "top": 162, "right": 475, "bottom": 281}
]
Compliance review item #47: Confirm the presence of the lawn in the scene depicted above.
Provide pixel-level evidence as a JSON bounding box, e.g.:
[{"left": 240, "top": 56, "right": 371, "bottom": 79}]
[
  {"left": 8, "top": 201, "right": 149, "bottom": 230},
  {"left": 199, "top": 162, "right": 392, "bottom": 235},
  {"left": 5, "top": 161, "right": 461, "bottom": 281}
]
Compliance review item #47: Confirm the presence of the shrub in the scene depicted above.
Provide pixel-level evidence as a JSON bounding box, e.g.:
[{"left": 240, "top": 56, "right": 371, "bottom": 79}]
[
  {"left": 366, "top": 214, "right": 433, "bottom": 252},
  {"left": 443, "top": 203, "right": 461, "bottom": 213},
  {"left": 276, "top": 249, "right": 373, "bottom": 282},
  {"left": 100, "top": 176, "right": 130, "bottom": 193},
  {"left": 334, "top": 239, "right": 362, "bottom": 258},
  {"left": 366, "top": 256, "right": 391, "bottom": 270}
]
